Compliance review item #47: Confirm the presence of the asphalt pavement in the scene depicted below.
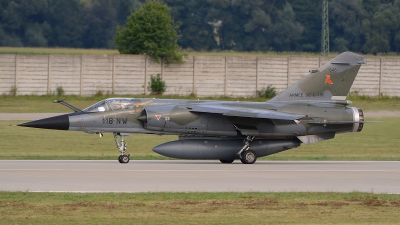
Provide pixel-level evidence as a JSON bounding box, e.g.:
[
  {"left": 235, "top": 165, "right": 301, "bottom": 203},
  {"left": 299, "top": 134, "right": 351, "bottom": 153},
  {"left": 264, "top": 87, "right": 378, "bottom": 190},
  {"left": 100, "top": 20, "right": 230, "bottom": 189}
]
[
  {"left": 1, "top": 113, "right": 399, "bottom": 193},
  {"left": 0, "top": 160, "right": 399, "bottom": 193}
]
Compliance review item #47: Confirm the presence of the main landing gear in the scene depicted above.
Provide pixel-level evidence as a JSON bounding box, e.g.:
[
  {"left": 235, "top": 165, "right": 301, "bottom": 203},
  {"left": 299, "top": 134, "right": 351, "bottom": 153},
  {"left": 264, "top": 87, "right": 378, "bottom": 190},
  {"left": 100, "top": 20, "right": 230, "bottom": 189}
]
[
  {"left": 237, "top": 136, "right": 257, "bottom": 164},
  {"left": 113, "top": 133, "right": 130, "bottom": 164}
]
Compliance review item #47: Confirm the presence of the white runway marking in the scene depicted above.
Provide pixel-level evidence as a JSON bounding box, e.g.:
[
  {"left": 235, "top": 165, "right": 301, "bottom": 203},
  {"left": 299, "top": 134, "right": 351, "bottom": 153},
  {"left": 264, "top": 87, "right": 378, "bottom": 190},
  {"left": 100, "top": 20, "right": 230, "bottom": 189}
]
[{"left": 0, "top": 169, "right": 395, "bottom": 172}]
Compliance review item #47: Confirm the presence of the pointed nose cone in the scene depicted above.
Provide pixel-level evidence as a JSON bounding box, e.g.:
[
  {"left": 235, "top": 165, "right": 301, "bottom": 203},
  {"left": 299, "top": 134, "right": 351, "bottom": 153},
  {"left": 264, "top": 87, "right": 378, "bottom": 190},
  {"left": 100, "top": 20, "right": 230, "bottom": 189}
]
[{"left": 18, "top": 114, "right": 69, "bottom": 130}]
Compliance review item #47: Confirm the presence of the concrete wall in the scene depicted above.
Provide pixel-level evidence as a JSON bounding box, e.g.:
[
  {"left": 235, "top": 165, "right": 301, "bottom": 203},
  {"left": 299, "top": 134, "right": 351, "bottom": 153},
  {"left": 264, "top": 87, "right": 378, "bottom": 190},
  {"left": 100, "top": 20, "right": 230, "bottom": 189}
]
[
  {"left": 163, "top": 56, "right": 194, "bottom": 96},
  {"left": 0, "top": 55, "right": 16, "bottom": 96},
  {"left": 114, "top": 55, "right": 146, "bottom": 95},
  {"left": 50, "top": 55, "right": 81, "bottom": 95},
  {"left": 194, "top": 56, "right": 225, "bottom": 97},
  {"left": 0, "top": 54, "right": 399, "bottom": 97},
  {"left": 382, "top": 58, "right": 400, "bottom": 97}
]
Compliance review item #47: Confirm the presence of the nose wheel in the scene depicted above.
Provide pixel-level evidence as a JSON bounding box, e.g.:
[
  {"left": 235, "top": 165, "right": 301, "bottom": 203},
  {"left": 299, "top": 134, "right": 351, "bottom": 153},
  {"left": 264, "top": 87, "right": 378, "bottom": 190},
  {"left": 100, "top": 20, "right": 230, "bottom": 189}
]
[
  {"left": 114, "top": 133, "right": 130, "bottom": 164},
  {"left": 118, "top": 155, "right": 130, "bottom": 163}
]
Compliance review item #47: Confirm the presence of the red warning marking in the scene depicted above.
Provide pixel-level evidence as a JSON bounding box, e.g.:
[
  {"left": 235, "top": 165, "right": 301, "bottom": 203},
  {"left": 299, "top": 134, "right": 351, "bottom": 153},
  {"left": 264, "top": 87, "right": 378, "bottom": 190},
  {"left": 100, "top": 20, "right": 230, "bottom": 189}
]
[
  {"left": 325, "top": 75, "right": 333, "bottom": 84},
  {"left": 155, "top": 115, "right": 161, "bottom": 120}
]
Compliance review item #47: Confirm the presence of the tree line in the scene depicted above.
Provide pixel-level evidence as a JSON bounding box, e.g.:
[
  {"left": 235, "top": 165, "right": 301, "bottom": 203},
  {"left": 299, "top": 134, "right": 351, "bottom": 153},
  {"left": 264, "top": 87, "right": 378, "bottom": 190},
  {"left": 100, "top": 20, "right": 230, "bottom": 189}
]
[{"left": 1, "top": 0, "right": 399, "bottom": 54}]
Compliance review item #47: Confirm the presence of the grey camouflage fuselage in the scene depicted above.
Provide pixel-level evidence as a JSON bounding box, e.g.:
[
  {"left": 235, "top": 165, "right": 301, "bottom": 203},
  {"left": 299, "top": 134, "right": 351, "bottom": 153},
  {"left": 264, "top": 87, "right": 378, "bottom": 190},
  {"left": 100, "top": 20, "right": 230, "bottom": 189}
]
[{"left": 19, "top": 52, "right": 366, "bottom": 164}]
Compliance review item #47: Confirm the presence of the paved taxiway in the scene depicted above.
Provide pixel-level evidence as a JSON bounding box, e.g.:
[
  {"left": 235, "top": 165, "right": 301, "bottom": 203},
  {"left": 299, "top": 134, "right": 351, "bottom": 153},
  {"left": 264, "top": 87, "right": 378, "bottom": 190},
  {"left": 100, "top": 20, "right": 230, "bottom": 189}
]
[{"left": 0, "top": 160, "right": 399, "bottom": 193}]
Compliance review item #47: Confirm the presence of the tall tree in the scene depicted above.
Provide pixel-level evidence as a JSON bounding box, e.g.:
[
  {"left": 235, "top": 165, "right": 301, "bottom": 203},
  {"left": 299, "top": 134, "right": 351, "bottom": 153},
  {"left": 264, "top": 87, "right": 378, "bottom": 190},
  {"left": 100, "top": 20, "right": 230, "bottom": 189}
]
[
  {"left": 362, "top": 1, "right": 400, "bottom": 54},
  {"left": 45, "top": 0, "right": 85, "bottom": 47},
  {"left": 268, "top": 3, "right": 304, "bottom": 51},
  {"left": 84, "top": 0, "right": 141, "bottom": 48},
  {"left": 116, "top": 0, "right": 142, "bottom": 25},
  {"left": 0, "top": 0, "right": 50, "bottom": 47},
  {"left": 329, "top": 0, "right": 366, "bottom": 52},
  {"left": 205, "top": 0, "right": 245, "bottom": 50},
  {"left": 83, "top": 0, "right": 117, "bottom": 48},
  {"left": 287, "top": 0, "right": 321, "bottom": 51},
  {"left": 203, "top": 0, "right": 302, "bottom": 51},
  {"left": 0, "top": 0, "right": 399, "bottom": 53},
  {"left": 115, "top": 0, "right": 187, "bottom": 64},
  {"left": 166, "top": 0, "right": 217, "bottom": 51}
]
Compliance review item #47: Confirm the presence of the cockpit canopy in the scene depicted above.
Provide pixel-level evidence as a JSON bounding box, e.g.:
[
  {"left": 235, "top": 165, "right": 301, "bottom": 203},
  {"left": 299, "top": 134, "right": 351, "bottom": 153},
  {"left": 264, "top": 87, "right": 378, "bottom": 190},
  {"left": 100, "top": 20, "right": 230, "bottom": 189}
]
[{"left": 83, "top": 98, "right": 137, "bottom": 112}]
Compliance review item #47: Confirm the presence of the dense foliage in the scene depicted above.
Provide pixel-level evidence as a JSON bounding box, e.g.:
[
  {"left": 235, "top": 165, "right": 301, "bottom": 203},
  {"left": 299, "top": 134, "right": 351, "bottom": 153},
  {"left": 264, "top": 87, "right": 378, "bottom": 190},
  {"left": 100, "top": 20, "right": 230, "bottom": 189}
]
[
  {"left": 0, "top": 0, "right": 141, "bottom": 48},
  {"left": 1, "top": 0, "right": 399, "bottom": 54},
  {"left": 148, "top": 74, "right": 166, "bottom": 94},
  {"left": 115, "top": 0, "right": 186, "bottom": 63}
]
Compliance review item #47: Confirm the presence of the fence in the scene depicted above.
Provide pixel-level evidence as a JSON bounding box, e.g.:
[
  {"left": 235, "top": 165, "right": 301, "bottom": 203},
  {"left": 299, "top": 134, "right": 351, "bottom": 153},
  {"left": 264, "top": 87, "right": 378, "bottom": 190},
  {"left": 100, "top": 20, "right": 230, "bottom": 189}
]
[{"left": 0, "top": 54, "right": 399, "bottom": 97}]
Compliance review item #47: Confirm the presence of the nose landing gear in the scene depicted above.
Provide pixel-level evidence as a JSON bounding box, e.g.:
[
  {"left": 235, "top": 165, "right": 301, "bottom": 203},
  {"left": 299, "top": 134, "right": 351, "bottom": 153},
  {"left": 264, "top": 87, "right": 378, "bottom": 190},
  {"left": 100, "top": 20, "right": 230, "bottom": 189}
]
[
  {"left": 113, "top": 133, "right": 131, "bottom": 164},
  {"left": 118, "top": 155, "right": 130, "bottom": 163}
]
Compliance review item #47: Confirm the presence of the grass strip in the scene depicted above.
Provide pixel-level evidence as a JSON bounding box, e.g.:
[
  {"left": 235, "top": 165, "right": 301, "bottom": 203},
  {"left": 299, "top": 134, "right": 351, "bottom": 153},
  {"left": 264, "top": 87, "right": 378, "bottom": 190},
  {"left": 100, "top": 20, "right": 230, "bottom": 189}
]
[
  {"left": 2, "top": 47, "right": 400, "bottom": 58},
  {"left": 1, "top": 117, "right": 399, "bottom": 161},
  {"left": 0, "top": 47, "right": 118, "bottom": 55},
  {"left": 0, "top": 94, "right": 399, "bottom": 113},
  {"left": 0, "top": 47, "right": 353, "bottom": 56},
  {"left": 0, "top": 192, "right": 399, "bottom": 224}
]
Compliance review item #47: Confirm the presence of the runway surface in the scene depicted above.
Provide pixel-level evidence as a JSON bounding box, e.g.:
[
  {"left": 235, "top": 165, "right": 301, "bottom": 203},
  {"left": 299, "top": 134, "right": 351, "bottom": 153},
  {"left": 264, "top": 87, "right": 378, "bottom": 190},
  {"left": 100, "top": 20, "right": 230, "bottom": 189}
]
[{"left": 0, "top": 160, "right": 399, "bottom": 193}]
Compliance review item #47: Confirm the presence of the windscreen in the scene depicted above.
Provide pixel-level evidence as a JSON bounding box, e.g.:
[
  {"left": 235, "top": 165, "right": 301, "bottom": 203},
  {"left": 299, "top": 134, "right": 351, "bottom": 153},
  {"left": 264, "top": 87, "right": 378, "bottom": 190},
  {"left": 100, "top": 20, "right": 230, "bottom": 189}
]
[
  {"left": 82, "top": 100, "right": 109, "bottom": 112},
  {"left": 82, "top": 98, "right": 137, "bottom": 112},
  {"left": 107, "top": 98, "right": 136, "bottom": 111}
]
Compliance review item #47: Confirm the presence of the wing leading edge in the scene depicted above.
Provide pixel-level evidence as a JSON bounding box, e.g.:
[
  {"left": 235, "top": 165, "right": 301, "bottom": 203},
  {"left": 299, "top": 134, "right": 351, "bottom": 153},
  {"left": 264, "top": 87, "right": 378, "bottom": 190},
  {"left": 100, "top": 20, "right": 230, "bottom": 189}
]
[{"left": 189, "top": 105, "right": 304, "bottom": 121}]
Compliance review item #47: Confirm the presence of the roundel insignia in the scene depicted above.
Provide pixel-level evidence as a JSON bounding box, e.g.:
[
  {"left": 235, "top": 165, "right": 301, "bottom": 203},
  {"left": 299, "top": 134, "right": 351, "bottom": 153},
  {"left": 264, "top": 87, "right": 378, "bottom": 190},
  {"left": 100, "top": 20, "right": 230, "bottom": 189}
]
[{"left": 325, "top": 75, "right": 333, "bottom": 84}]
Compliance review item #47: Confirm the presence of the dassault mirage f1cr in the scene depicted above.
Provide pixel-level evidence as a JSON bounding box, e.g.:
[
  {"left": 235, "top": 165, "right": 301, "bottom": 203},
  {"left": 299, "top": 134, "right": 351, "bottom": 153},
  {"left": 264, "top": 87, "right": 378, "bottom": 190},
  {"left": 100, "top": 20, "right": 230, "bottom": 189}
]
[{"left": 19, "top": 52, "right": 366, "bottom": 164}]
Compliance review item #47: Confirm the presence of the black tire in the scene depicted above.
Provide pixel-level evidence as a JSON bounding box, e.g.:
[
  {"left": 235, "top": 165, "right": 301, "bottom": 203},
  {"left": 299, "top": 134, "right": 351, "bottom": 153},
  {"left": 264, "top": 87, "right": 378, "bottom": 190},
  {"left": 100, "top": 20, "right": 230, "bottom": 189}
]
[
  {"left": 118, "top": 155, "right": 122, "bottom": 163},
  {"left": 121, "top": 155, "right": 130, "bottom": 164},
  {"left": 219, "top": 159, "right": 234, "bottom": 163},
  {"left": 240, "top": 150, "right": 257, "bottom": 164}
]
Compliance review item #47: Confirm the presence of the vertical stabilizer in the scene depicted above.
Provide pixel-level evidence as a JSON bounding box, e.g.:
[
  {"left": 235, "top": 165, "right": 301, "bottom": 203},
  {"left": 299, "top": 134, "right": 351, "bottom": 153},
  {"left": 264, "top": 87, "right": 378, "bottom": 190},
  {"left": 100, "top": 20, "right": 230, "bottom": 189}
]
[{"left": 270, "top": 52, "right": 366, "bottom": 102}]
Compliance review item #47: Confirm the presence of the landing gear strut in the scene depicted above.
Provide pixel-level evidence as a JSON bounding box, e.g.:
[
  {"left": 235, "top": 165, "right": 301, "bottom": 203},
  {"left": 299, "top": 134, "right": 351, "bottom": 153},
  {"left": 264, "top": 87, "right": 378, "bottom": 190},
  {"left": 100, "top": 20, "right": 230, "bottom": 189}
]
[
  {"left": 114, "top": 133, "right": 130, "bottom": 164},
  {"left": 237, "top": 136, "right": 257, "bottom": 164}
]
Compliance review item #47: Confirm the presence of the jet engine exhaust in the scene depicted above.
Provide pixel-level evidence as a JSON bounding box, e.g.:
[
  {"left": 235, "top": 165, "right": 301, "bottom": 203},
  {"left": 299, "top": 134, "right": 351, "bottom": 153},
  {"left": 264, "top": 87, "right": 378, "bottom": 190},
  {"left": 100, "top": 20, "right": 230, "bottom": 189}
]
[{"left": 350, "top": 107, "right": 364, "bottom": 132}]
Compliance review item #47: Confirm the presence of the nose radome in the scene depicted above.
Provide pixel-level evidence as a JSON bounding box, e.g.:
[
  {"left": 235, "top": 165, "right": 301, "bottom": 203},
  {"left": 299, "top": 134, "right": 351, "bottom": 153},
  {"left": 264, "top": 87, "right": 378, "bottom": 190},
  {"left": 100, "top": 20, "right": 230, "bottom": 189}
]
[{"left": 18, "top": 114, "right": 69, "bottom": 130}]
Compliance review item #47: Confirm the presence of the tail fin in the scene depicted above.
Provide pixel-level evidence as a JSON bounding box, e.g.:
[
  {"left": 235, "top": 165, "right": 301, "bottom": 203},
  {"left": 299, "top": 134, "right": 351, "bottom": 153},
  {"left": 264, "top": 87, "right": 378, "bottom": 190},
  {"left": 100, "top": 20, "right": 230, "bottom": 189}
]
[{"left": 270, "top": 52, "right": 366, "bottom": 102}]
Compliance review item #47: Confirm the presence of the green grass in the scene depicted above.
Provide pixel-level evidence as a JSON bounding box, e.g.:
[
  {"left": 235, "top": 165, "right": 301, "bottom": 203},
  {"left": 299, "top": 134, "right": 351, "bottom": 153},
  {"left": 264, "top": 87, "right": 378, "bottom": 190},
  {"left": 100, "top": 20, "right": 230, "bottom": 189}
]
[
  {"left": 1, "top": 46, "right": 400, "bottom": 58},
  {"left": 0, "top": 47, "right": 329, "bottom": 56},
  {"left": 0, "top": 120, "right": 174, "bottom": 160},
  {"left": 0, "top": 95, "right": 113, "bottom": 113},
  {"left": 1, "top": 95, "right": 399, "bottom": 161},
  {"left": 0, "top": 192, "right": 399, "bottom": 224},
  {"left": 1, "top": 116, "right": 399, "bottom": 160},
  {"left": 346, "top": 100, "right": 400, "bottom": 112},
  {"left": 0, "top": 47, "right": 118, "bottom": 55},
  {"left": 0, "top": 94, "right": 276, "bottom": 113},
  {"left": 1, "top": 94, "right": 399, "bottom": 113}
]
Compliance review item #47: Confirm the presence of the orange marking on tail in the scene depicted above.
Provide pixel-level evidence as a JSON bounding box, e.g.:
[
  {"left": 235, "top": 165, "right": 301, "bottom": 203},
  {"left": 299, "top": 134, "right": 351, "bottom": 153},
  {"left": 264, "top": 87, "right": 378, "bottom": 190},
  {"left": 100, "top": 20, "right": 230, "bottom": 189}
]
[{"left": 325, "top": 75, "right": 333, "bottom": 84}]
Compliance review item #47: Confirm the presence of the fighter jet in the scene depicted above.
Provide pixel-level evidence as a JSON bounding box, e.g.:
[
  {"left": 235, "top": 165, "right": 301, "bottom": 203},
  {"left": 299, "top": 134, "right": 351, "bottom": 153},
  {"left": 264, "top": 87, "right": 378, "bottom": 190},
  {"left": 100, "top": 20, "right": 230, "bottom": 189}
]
[{"left": 19, "top": 52, "right": 366, "bottom": 164}]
